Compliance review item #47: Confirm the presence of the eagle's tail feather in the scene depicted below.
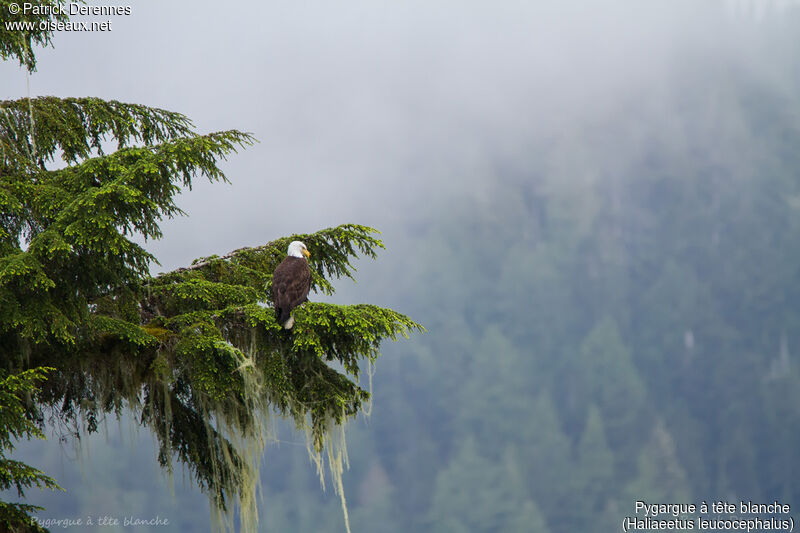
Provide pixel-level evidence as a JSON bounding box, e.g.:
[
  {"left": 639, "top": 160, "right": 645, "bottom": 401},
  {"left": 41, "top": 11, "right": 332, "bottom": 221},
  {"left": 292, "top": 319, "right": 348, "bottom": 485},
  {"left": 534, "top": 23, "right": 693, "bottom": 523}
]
[{"left": 276, "top": 307, "right": 294, "bottom": 329}]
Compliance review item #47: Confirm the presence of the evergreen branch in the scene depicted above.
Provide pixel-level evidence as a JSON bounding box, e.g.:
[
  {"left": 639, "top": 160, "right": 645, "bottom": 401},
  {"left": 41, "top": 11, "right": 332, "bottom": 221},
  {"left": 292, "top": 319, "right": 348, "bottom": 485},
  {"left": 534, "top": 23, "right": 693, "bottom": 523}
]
[
  {"left": 151, "top": 224, "right": 383, "bottom": 298},
  {"left": 0, "top": 130, "right": 255, "bottom": 345},
  {"left": 0, "top": 367, "right": 54, "bottom": 449},
  {"left": 0, "top": 459, "right": 62, "bottom": 496},
  {"left": 46, "top": 130, "right": 255, "bottom": 243},
  {"left": 0, "top": 0, "right": 67, "bottom": 72},
  {"left": 0, "top": 501, "right": 49, "bottom": 533},
  {"left": 292, "top": 302, "right": 424, "bottom": 377},
  {"left": 1, "top": 97, "right": 198, "bottom": 170},
  {"left": 0, "top": 367, "right": 62, "bottom": 532}
]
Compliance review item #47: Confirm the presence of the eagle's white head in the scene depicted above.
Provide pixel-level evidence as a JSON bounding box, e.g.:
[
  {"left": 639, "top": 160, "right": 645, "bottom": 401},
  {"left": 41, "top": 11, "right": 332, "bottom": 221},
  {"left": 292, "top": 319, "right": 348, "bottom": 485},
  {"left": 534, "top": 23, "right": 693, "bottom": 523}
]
[{"left": 287, "top": 241, "right": 311, "bottom": 259}]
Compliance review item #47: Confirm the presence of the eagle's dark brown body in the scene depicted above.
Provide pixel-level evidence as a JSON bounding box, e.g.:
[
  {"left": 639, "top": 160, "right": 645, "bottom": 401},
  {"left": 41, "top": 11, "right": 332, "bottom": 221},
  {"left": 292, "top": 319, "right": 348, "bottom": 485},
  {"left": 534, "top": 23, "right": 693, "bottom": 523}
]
[{"left": 272, "top": 256, "right": 311, "bottom": 328}]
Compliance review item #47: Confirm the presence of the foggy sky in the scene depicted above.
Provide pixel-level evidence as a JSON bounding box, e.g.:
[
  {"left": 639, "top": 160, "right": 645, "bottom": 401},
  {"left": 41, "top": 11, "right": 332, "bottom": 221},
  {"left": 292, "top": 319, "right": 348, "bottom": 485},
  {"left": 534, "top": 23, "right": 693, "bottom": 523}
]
[{"left": 2, "top": 1, "right": 798, "bottom": 286}]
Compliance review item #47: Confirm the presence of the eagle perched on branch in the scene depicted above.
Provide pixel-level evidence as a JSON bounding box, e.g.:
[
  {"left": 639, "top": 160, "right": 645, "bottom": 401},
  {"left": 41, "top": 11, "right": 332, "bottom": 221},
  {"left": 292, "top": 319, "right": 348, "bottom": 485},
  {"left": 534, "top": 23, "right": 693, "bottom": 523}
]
[{"left": 272, "top": 241, "right": 312, "bottom": 329}]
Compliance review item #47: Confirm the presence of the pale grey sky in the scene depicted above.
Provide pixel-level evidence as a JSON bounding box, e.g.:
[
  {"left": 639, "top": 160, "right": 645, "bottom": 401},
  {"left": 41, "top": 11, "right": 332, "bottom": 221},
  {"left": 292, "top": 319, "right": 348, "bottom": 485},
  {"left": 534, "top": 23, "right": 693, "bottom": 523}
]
[{"left": 2, "top": 1, "right": 797, "bottom": 294}]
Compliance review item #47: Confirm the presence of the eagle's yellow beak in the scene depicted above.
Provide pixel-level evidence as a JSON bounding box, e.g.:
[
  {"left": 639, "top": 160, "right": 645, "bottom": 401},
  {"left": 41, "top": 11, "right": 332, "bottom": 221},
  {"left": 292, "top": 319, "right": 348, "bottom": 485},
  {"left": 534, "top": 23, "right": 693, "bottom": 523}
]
[{"left": 303, "top": 249, "right": 311, "bottom": 258}]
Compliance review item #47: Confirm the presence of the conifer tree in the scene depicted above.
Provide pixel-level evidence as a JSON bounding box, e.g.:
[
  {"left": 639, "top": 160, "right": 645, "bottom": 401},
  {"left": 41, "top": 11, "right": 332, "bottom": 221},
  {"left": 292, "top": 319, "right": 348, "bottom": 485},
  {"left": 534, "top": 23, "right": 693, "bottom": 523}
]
[
  {"left": 0, "top": 8, "right": 421, "bottom": 532},
  {"left": 429, "top": 438, "right": 544, "bottom": 533},
  {"left": 519, "top": 391, "right": 572, "bottom": 533},
  {"left": 572, "top": 405, "right": 616, "bottom": 532},
  {"left": 622, "top": 420, "right": 692, "bottom": 505}
]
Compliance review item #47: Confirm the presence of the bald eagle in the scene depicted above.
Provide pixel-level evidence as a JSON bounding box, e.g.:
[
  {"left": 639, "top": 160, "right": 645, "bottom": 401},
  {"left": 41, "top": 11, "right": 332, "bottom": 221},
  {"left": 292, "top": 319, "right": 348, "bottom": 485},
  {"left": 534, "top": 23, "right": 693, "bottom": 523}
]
[{"left": 272, "top": 241, "right": 312, "bottom": 329}]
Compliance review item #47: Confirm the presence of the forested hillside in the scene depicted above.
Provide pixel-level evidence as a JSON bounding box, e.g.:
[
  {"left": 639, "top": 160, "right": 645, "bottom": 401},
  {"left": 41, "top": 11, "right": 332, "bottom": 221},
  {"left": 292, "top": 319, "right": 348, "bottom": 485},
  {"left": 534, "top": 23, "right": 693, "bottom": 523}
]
[{"left": 247, "top": 18, "right": 800, "bottom": 532}]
